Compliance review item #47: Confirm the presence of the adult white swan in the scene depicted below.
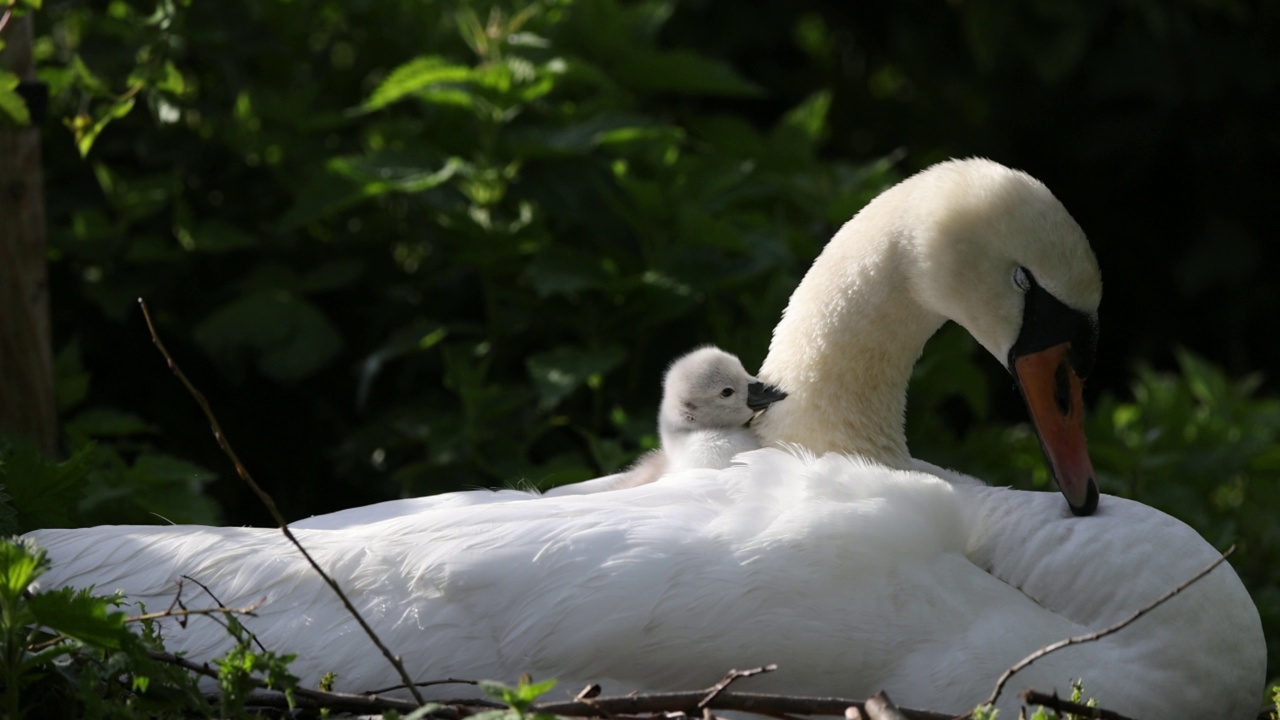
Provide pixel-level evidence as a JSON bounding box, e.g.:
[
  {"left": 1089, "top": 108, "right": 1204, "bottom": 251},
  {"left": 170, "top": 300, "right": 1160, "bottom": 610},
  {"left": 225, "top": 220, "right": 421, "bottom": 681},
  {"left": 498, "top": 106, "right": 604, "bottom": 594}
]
[{"left": 28, "top": 159, "right": 1265, "bottom": 717}]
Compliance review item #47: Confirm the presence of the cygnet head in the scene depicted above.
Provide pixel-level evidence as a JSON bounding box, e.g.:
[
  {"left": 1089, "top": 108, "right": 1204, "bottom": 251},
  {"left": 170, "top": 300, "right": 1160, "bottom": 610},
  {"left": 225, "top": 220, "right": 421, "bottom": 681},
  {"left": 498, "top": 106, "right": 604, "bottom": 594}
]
[{"left": 660, "top": 347, "right": 787, "bottom": 435}]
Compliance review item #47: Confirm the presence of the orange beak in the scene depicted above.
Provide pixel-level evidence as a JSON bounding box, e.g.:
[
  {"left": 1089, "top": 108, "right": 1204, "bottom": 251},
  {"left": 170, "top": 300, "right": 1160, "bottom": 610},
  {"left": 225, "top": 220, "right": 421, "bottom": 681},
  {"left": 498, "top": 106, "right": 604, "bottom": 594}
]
[{"left": 1012, "top": 343, "right": 1098, "bottom": 515}]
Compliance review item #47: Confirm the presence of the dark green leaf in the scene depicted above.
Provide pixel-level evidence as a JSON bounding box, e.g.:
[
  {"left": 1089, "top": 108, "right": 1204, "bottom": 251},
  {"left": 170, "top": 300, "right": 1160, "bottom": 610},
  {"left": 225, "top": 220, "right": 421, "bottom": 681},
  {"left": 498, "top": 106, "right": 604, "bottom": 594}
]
[
  {"left": 615, "top": 51, "right": 763, "bottom": 97},
  {"left": 28, "top": 587, "right": 131, "bottom": 649},
  {"left": 64, "top": 408, "right": 154, "bottom": 439},
  {"left": 526, "top": 345, "right": 625, "bottom": 408},
  {"left": 193, "top": 290, "right": 343, "bottom": 382}
]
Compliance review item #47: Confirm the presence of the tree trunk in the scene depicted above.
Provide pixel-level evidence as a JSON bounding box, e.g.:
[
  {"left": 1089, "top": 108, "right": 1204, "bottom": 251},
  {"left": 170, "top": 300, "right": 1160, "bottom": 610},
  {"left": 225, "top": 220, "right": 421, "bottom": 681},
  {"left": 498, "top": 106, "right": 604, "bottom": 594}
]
[{"left": 0, "top": 12, "right": 56, "bottom": 454}]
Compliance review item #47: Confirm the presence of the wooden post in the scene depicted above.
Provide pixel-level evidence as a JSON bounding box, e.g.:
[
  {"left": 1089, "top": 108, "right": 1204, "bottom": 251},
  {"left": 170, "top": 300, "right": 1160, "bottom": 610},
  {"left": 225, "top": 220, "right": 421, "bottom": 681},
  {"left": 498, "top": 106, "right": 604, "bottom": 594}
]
[{"left": 0, "top": 11, "right": 57, "bottom": 454}]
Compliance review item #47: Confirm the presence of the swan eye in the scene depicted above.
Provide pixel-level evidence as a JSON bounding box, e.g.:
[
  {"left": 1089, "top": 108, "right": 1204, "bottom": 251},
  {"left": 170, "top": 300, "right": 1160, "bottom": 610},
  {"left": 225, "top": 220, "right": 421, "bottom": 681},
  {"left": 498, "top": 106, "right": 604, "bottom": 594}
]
[
  {"left": 1013, "top": 266, "right": 1031, "bottom": 292},
  {"left": 720, "top": 388, "right": 734, "bottom": 398}
]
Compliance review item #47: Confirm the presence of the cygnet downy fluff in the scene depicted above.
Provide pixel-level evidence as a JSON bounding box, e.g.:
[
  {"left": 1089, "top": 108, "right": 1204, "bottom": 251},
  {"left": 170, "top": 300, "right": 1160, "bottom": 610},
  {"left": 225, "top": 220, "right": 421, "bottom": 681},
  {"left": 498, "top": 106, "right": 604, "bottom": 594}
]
[{"left": 617, "top": 346, "right": 787, "bottom": 488}]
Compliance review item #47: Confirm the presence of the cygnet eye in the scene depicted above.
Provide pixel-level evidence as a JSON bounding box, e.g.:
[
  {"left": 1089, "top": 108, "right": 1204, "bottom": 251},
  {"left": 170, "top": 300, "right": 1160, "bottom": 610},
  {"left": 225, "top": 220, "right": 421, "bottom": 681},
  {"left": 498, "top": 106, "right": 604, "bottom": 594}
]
[
  {"left": 1013, "top": 266, "right": 1031, "bottom": 292},
  {"left": 720, "top": 388, "right": 734, "bottom": 398}
]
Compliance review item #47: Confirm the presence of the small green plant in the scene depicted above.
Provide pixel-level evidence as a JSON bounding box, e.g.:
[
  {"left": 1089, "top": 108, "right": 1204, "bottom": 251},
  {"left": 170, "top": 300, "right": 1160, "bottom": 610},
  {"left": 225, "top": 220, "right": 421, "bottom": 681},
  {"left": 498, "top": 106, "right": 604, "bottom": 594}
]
[
  {"left": 212, "top": 615, "right": 299, "bottom": 716},
  {"left": 476, "top": 675, "right": 559, "bottom": 720},
  {"left": 0, "top": 536, "right": 133, "bottom": 717},
  {"left": 318, "top": 670, "right": 338, "bottom": 718},
  {"left": 0, "top": 534, "right": 312, "bottom": 717},
  {"left": 970, "top": 704, "right": 999, "bottom": 720}
]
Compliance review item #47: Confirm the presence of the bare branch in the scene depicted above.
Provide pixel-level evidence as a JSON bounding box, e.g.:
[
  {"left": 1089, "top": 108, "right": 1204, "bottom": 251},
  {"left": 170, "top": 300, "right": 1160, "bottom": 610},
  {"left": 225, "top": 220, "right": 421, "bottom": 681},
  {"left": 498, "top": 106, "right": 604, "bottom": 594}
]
[
  {"left": 1020, "top": 690, "right": 1136, "bottom": 720},
  {"left": 531, "top": 690, "right": 955, "bottom": 720},
  {"left": 698, "top": 664, "right": 778, "bottom": 709},
  {"left": 982, "top": 546, "right": 1235, "bottom": 709},
  {"left": 230, "top": 689, "right": 455, "bottom": 716},
  {"left": 137, "top": 298, "right": 427, "bottom": 705},
  {"left": 150, "top": 649, "right": 964, "bottom": 720},
  {"left": 237, "top": 689, "right": 466, "bottom": 717}
]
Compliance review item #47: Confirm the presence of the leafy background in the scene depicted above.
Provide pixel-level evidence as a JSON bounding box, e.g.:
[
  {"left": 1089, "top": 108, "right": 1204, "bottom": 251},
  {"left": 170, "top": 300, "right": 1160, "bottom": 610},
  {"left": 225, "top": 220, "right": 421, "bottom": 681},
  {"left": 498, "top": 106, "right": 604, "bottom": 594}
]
[{"left": 2, "top": 0, "right": 1279, "bottom": 697}]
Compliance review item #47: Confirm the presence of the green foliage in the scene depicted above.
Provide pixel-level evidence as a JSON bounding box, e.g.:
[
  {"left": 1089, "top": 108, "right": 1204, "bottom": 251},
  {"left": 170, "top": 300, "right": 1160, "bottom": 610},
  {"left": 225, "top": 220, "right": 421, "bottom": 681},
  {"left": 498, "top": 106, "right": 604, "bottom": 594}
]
[
  {"left": 477, "top": 676, "right": 558, "bottom": 720},
  {"left": 0, "top": 1, "right": 40, "bottom": 125},
  {"left": 212, "top": 616, "right": 298, "bottom": 717},
  {"left": 970, "top": 705, "right": 998, "bottom": 720},
  {"left": 0, "top": 536, "right": 312, "bottom": 717},
  {"left": 0, "top": 336, "right": 221, "bottom": 532},
  {"left": 0, "top": 432, "right": 219, "bottom": 534},
  {"left": 28, "top": 0, "right": 904, "bottom": 516},
  {"left": 0, "top": 67, "right": 29, "bottom": 125},
  {"left": 45, "top": 0, "right": 191, "bottom": 155},
  {"left": 0, "top": 537, "right": 135, "bottom": 718}
]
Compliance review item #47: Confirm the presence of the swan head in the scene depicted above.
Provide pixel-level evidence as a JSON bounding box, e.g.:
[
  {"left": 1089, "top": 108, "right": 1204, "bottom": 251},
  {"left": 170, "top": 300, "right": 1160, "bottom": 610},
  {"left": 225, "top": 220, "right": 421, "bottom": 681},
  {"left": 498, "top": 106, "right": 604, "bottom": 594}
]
[
  {"left": 906, "top": 159, "right": 1102, "bottom": 514},
  {"left": 660, "top": 347, "right": 787, "bottom": 435}
]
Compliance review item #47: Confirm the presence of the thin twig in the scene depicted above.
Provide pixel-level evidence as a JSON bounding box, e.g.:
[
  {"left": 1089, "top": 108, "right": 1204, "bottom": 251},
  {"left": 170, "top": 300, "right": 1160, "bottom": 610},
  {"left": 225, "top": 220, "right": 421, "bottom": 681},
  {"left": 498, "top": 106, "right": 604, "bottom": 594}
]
[
  {"left": 127, "top": 602, "right": 262, "bottom": 625},
  {"left": 180, "top": 574, "right": 268, "bottom": 653},
  {"left": 982, "top": 545, "right": 1235, "bottom": 709},
  {"left": 23, "top": 601, "right": 263, "bottom": 654},
  {"left": 137, "top": 298, "right": 427, "bottom": 705},
  {"left": 162, "top": 577, "right": 190, "bottom": 628},
  {"left": 698, "top": 664, "right": 778, "bottom": 709},
  {"left": 1020, "top": 690, "right": 1135, "bottom": 720},
  {"left": 365, "top": 677, "right": 479, "bottom": 695}
]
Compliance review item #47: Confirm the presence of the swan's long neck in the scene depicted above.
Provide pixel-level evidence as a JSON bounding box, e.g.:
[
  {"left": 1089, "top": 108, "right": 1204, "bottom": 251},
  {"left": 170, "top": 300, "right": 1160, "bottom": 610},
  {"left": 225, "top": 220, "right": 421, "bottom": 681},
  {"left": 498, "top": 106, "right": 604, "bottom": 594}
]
[{"left": 754, "top": 221, "right": 943, "bottom": 466}]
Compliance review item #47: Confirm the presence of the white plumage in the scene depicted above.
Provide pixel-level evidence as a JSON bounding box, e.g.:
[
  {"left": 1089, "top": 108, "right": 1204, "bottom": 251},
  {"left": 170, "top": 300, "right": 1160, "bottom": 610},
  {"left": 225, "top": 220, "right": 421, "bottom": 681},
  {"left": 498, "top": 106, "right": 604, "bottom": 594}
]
[
  {"left": 27, "top": 158, "right": 1266, "bottom": 718},
  {"left": 555, "top": 346, "right": 784, "bottom": 494}
]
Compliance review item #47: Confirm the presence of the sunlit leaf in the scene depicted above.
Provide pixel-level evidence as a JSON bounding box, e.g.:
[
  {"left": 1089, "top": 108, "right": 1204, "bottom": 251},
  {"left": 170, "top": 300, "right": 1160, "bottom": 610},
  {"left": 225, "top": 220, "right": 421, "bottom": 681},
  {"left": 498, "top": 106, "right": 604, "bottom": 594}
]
[
  {"left": 776, "top": 90, "right": 831, "bottom": 143},
  {"left": 0, "top": 70, "right": 30, "bottom": 125},
  {"left": 363, "top": 56, "right": 473, "bottom": 111},
  {"left": 0, "top": 537, "right": 49, "bottom": 600},
  {"left": 74, "top": 98, "right": 136, "bottom": 157}
]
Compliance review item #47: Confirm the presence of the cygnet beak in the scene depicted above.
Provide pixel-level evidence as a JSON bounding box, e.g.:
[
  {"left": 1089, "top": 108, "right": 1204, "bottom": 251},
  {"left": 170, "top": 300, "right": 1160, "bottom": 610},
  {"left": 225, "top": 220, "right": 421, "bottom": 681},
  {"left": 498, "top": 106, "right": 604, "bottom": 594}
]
[{"left": 746, "top": 381, "right": 788, "bottom": 411}]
